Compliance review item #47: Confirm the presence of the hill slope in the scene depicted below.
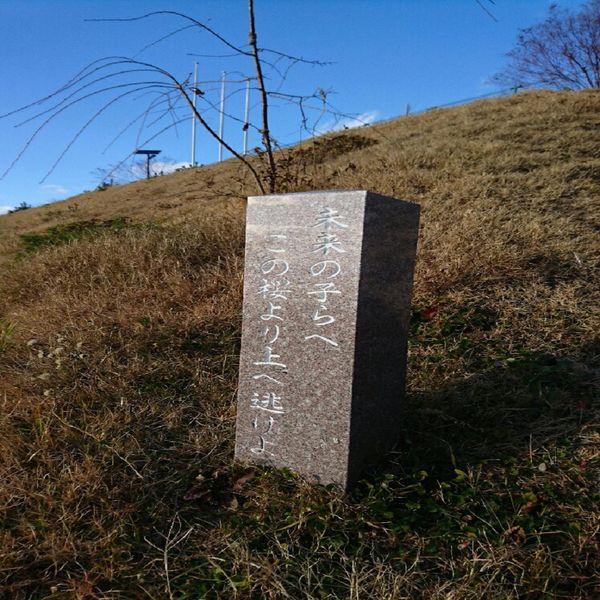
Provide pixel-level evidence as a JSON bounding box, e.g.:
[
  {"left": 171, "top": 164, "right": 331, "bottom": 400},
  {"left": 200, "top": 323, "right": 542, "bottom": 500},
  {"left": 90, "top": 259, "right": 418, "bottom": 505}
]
[{"left": 0, "top": 91, "right": 598, "bottom": 599}]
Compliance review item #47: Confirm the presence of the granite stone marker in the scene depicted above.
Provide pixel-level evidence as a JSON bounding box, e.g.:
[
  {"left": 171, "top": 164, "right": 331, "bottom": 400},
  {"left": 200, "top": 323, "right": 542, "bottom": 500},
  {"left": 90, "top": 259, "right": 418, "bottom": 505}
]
[{"left": 235, "top": 190, "right": 420, "bottom": 489}]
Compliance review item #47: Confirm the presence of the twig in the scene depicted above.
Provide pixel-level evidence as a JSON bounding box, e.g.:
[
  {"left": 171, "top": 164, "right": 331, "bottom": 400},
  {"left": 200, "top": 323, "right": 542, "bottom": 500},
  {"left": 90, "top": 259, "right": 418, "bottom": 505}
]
[
  {"left": 248, "top": 0, "right": 276, "bottom": 192},
  {"left": 143, "top": 514, "right": 193, "bottom": 600}
]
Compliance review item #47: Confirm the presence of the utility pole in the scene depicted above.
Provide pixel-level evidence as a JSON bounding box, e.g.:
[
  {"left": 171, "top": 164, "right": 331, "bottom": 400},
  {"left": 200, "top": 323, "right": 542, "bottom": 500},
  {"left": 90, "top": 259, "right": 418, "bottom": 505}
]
[
  {"left": 188, "top": 71, "right": 252, "bottom": 163},
  {"left": 218, "top": 71, "right": 225, "bottom": 162},
  {"left": 191, "top": 62, "right": 198, "bottom": 167}
]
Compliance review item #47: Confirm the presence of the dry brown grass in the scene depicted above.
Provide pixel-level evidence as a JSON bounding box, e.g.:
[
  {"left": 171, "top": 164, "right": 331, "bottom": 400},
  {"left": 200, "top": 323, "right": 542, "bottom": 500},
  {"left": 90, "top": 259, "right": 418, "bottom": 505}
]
[{"left": 0, "top": 90, "right": 598, "bottom": 598}]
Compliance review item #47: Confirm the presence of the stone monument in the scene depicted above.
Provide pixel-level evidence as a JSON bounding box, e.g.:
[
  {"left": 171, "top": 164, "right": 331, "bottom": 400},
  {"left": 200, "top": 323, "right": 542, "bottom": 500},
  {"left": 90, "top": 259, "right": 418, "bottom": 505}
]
[{"left": 235, "top": 190, "right": 420, "bottom": 489}]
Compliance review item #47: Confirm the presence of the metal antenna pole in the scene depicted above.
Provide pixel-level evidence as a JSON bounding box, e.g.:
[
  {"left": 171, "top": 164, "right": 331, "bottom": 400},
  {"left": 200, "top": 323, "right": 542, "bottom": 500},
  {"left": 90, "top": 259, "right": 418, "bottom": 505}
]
[
  {"left": 218, "top": 70, "right": 225, "bottom": 162},
  {"left": 146, "top": 154, "right": 151, "bottom": 179},
  {"left": 243, "top": 78, "right": 251, "bottom": 155},
  {"left": 191, "top": 62, "right": 198, "bottom": 166}
]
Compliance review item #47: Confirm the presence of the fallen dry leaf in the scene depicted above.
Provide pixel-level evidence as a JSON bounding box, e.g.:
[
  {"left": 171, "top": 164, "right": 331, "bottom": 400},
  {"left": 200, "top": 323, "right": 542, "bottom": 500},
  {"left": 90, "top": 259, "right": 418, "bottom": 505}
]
[
  {"left": 502, "top": 526, "right": 526, "bottom": 545},
  {"left": 183, "top": 488, "right": 212, "bottom": 502},
  {"left": 232, "top": 468, "right": 257, "bottom": 492}
]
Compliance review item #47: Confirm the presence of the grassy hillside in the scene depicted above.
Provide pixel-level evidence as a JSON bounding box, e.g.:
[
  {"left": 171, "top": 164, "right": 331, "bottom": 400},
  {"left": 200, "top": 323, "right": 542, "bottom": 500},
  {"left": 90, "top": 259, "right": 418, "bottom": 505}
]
[{"left": 0, "top": 90, "right": 598, "bottom": 599}]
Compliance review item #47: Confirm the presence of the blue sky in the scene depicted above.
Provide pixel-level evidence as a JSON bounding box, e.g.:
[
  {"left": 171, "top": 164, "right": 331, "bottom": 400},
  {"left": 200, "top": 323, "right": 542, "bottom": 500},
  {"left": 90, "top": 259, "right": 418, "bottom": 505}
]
[{"left": 0, "top": 0, "right": 586, "bottom": 212}]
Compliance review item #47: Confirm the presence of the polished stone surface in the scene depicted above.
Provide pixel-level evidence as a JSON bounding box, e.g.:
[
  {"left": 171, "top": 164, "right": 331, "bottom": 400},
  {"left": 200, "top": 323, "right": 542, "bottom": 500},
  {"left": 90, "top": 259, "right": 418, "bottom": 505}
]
[{"left": 235, "top": 190, "right": 420, "bottom": 488}]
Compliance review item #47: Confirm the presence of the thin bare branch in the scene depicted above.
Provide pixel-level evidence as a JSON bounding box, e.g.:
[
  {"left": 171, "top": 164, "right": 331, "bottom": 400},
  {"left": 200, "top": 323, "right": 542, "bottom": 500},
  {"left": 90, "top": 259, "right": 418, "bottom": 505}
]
[
  {"left": 475, "top": 0, "right": 498, "bottom": 23},
  {"left": 248, "top": 0, "right": 276, "bottom": 192},
  {"left": 133, "top": 24, "right": 197, "bottom": 58},
  {"left": 260, "top": 47, "right": 333, "bottom": 67},
  {"left": 1, "top": 56, "right": 170, "bottom": 122},
  {"left": 101, "top": 116, "right": 190, "bottom": 182},
  {"left": 14, "top": 68, "right": 164, "bottom": 128},
  {"left": 40, "top": 85, "right": 169, "bottom": 183},
  {"left": 86, "top": 11, "right": 249, "bottom": 57},
  {"left": 101, "top": 91, "right": 173, "bottom": 154},
  {"left": 174, "top": 79, "right": 266, "bottom": 193},
  {"left": 1, "top": 82, "right": 170, "bottom": 180}
]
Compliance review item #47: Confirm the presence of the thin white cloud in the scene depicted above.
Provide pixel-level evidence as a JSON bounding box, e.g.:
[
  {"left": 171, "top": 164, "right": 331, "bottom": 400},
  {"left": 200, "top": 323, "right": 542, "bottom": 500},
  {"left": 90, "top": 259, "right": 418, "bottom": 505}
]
[
  {"left": 128, "top": 161, "right": 190, "bottom": 179},
  {"left": 0, "top": 206, "right": 13, "bottom": 215},
  {"left": 152, "top": 161, "right": 190, "bottom": 175},
  {"left": 41, "top": 184, "right": 70, "bottom": 195},
  {"left": 316, "top": 110, "right": 380, "bottom": 135}
]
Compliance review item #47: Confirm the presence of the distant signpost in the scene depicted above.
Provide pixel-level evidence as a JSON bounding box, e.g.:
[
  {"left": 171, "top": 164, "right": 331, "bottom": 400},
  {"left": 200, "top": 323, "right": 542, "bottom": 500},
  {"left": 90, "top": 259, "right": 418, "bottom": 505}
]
[{"left": 134, "top": 149, "right": 161, "bottom": 179}]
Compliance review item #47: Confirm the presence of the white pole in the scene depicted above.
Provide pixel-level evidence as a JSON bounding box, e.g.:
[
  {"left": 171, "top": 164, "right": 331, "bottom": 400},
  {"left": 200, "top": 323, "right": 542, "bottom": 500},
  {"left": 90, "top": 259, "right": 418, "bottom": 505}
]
[
  {"left": 218, "top": 70, "right": 225, "bottom": 162},
  {"left": 243, "top": 78, "right": 251, "bottom": 155},
  {"left": 191, "top": 62, "right": 198, "bottom": 166}
]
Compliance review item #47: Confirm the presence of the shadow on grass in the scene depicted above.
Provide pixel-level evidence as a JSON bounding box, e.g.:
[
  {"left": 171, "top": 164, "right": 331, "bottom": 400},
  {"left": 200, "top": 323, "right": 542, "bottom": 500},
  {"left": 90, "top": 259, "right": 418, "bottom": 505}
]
[{"left": 387, "top": 338, "right": 599, "bottom": 480}]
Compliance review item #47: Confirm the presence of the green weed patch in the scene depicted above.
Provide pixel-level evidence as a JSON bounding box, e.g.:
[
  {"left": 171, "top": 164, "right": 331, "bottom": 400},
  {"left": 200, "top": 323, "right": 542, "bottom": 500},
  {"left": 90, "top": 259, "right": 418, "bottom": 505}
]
[{"left": 19, "top": 218, "right": 133, "bottom": 252}]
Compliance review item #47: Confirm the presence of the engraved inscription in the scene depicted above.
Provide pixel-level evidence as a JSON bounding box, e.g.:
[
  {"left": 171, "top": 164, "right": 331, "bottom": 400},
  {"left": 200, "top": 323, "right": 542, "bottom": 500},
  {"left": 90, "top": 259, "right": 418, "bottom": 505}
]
[
  {"left": 304, "top": 207, "right": 347, "bottom": 349},
  {"left": 249, "top": 233, "right": 291, "bottom": 456}
]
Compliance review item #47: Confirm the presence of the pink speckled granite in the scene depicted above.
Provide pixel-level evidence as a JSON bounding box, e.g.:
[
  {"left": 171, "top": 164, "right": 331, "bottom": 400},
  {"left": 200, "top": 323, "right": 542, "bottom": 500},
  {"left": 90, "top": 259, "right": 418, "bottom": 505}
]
[{"left": 235, "top": 190, "right": 420, "bottom": 489}]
